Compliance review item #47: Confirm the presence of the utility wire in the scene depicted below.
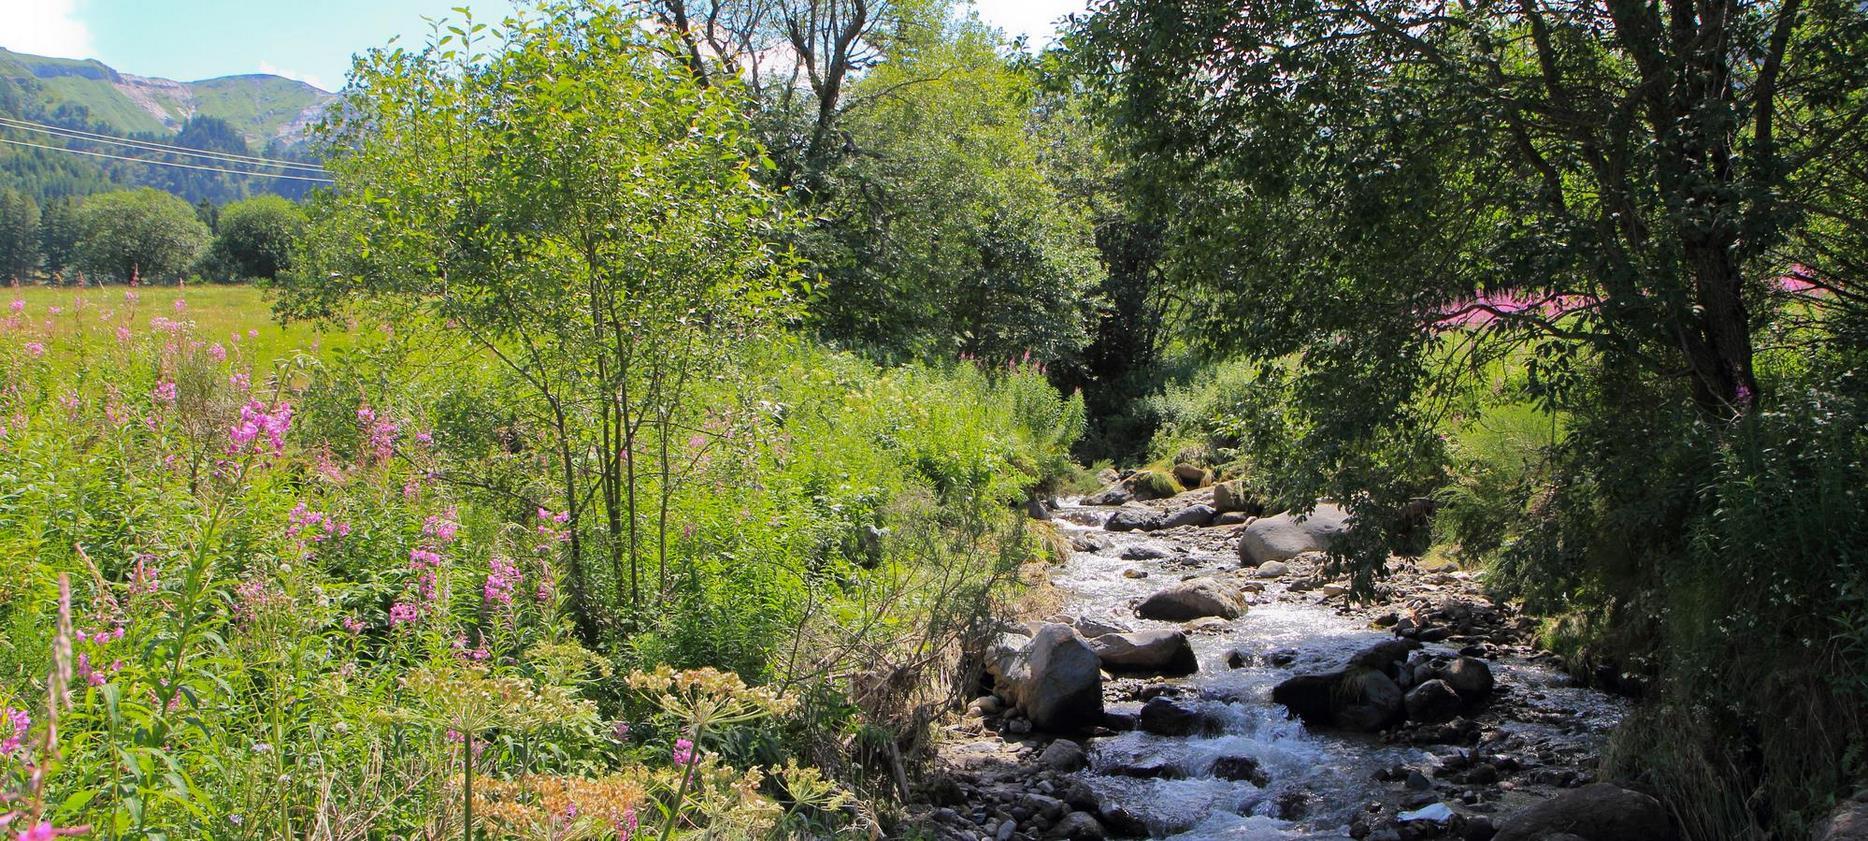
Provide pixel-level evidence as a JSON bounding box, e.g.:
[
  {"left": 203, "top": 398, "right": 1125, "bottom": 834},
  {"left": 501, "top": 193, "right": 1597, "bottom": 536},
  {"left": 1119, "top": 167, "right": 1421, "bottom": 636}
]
[
  {"left": 0, "top": 136, "right": 336, "bottom": 183},
  {"left": 0, "top": 116, "right": 328, "bottom": 172}
]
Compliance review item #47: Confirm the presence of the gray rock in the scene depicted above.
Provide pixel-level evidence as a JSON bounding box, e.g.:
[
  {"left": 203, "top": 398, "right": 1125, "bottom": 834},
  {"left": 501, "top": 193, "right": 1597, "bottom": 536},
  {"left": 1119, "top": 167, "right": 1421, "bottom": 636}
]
[
  {"left": 1492, "top": 783, "right": 1676, "bottom": 841},
  {"left": 1119, "top": 544, "right": 1170, "bottom": 560},
  {"left": 1272, "top": 667, "right": 1405, "bottom": 732},
  {"left": 1027, "top": 497, "right": 1052, "bottom": 520},
  {"left": 1089, "top": 629, "right": 1198, "bottom": 676},
  {"left": 1083, "top": 486, "right": 1133, "bottom": 506},
  {"left": 1048, "top": 812, "right": 1106, "bottom": 841},
  {"left": 1238, "top": 503, "right": 1351, "bottom": 564},
  {"left": 1138, "top": 696, "right": 1202, "bottom": 736},
  {"left": 1816, "top": 792, "right": 1868, "bottom": 841},
  {"left": 990, "top": 624, "right": 1105, "bottom": 732},
  {"left": 1136, "top": 577, "right": 1247, "bottom": 621},
  {"left": 1254, "top": 560, "right": 1290, "bottom": 578},
  {"left": 1070, "top": 534, "right": 1109, "bottom": 553},
  {"left": 1105, "top": 507, "right": 1162, "bottom": 533},
  {"left": 1040, "top": 739, "right": 1088, "bottom": 772},
  {"left": 996, "top": 819, "right": 1016, "bottom": 841},
  {"left": 1213, "top": 511, "right": 1252, "bottom": 526},
  {"left": 1443, "top": 657, "right": 1495, "bottom": 699},
  {"left": 1404, "top": 679, "right": 1463, "bottom": 724},
  {"left": 1159, "top": 504, "right": 1217, "bottom": 529}
]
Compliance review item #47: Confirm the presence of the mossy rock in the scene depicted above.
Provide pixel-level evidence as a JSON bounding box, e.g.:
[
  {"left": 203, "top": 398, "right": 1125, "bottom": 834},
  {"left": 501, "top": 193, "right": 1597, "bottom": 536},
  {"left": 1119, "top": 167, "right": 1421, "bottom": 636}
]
[
  {"left": 1127, "top": 469, "right": 1180, "bottom": 500},
  {"left": 1171, "top": 463, "right": 1211, "bottom": 489}
]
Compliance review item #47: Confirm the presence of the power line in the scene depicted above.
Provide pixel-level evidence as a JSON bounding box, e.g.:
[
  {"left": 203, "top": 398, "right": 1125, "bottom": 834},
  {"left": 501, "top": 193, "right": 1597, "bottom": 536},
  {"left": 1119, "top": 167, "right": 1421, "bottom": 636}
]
[
  {"left": 0, "top": 116, "right": 328, "bottom": 172},
  {"left": 0, "top": 136, "right": 336, "bottom": 183}
]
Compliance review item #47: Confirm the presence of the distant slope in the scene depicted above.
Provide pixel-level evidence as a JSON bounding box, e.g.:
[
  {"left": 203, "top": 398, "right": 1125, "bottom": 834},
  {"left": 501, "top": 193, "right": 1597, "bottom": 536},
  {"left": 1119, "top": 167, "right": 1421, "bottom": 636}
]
[{"left": 0, "top": 48, "right": 336, "bottom": 147}]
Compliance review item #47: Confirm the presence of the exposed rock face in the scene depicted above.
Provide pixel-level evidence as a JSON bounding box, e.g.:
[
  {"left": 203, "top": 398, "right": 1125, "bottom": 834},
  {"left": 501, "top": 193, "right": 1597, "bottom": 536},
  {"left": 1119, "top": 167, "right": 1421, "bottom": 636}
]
[
  {"left": 1047, "top": 812, "right": 1107, "bottom": 840},
  {"left": 1088, "top": 629, "right": 1199, "bottom": 676},
  {"left": 1159, "top": 504, "right": 1217, "bottom": 529},
  {"left": 1492, "top": 783, "right": 1676, "bottom": 841},
  {"left": 987, "top": 624, "right": 1105, "bottom": 732},
  {"left": 1136, "top": 577, "right": 1247, "bottom": 621},
  {"left": 1815, "top": 792, "right": 1868, "bottom": 841},
  {"left": 1105, "top": 507, "right": 1163, "bottom": 533},
  {"left": 1238, "top": 503, "right": 1350, "bottom": 564},
  {"left": 1272, "top": 640, "right": 1418, "bottom": 732}
]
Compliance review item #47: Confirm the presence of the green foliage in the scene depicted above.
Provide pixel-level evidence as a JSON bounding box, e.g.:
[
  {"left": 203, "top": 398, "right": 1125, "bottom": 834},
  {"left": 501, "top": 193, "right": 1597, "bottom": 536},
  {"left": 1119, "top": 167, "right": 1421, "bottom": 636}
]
[
  {"left": 0, "top": 186, "right": 37, "bottom": 280},
  {"left": 203, "top": 194, "right": 305, "bottom": 281},
  {"left": 73, "top": 187, "right": 211, "bottom": 282},
  {"left": 36, "top": 195, "right": 77, "bottom": 277},
  {"left": 804, "top": 10, "right": 1103, "bottom": 366}
]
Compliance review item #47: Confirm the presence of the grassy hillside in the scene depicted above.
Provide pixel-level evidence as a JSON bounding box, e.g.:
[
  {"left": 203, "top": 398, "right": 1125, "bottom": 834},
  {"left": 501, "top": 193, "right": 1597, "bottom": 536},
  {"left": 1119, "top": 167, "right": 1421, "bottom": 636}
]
[{"left": 0, "top": 48, "right": 334, "bottom": 146}]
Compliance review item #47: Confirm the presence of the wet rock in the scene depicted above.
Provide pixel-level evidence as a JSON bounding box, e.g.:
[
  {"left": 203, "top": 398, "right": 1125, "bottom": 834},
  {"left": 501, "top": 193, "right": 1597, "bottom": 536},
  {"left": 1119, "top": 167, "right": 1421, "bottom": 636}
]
[
  {"left": 1027, "top": 497, "right": 1053, "bottom": 521},
  {"left": 1183, "top": 616, "right": 1228, "bottom": 634},
  {"left": 1492, "top": 783, "right": 1675, "bottom": 841},
  {"left": 1405, "top": 679, "right": 1463, "bottom": 724},
  {"left": 1048, "top": 812, "right": 1107, "bottom": 841},
  {"left": 1135, "top": 577, "right": 1247, "bottom": 621},
  {"left": 1097, "top": 805, "right": 1150, "bottom": 838},
  {"left": 1213, "top": 511, "right": 1252, "bottom": 526},
  {"left": 995, "top": 819, "right": 1016, "bottom": 841},
  {"left": 1254, "top": 560, "right": 1290, "bottom": 578},
  {"left": 1083, "top": 486, "right": 1134, "bottom": 506},
  {"left": 1070, "top": 534, "right": 1109, "bottom": 553},
  {"left": 1106, "top": 758, "right": 1185, "bottom": 779},
  {"left": 992, "top": 624, "right": 1105, "bottom": 732},
  {"left": 1040, "top": 739, "right": 1088, "bottom": 772},
  {"left": 1066, "top": 615, "right": 1132, "bottom": 639},
  {"left": 1159, "top": 504, "right": 1217, "bottom": 529},
  {"left": 1210, "top": 755, "right": 1269, "bottom": 786},
  {"left": 1272, "top": 667, "right": 1404, "bottom": 732},
  {"left": 1138, "top": 696, "right": 1202, "bottom": 736},
  {"left": 1105, "top": 507, "right": 1162, "bottom": 533},
  {"left": 1351, "top": 639, "right": 1422, "bottom": 677},
  {"left": 1237, "top": 502, "right": 1350, "bottom": 564},
  {"left": 1120, "top": 544, "right": 1170, "bottom": 560},
  {"left": 1274, "top": 790, "right": 1311, "bottom": 820},
  {"left": 1089, "top": 629, "right": 1198, "bottom": 676},
  {"left": 1121, "top": 568, "right": 1147, "bottom": 579},
  {"left": 1444, "top": 657, "right": 1495, "bottom": 699}
]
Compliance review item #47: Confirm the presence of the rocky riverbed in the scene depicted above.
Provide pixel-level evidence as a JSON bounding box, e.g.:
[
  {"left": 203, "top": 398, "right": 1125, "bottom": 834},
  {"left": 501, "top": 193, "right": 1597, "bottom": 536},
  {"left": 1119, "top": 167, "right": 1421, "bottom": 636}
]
[{"left": 908, "top": 484, "right": 1656, "bottom": 841}]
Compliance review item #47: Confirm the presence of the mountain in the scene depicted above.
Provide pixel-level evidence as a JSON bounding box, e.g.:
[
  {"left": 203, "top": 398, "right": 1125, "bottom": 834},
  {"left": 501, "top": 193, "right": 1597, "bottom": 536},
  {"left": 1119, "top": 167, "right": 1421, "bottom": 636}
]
[{"left": 0, "top": 48, "right": 336, "bottom": 149}]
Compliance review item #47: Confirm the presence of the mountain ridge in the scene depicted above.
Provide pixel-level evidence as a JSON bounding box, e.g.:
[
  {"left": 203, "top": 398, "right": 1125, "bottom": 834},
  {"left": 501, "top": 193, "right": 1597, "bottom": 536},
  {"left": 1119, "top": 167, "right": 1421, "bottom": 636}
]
[{"left": 0, "top": 47, "right": 336, "bottom": 148}]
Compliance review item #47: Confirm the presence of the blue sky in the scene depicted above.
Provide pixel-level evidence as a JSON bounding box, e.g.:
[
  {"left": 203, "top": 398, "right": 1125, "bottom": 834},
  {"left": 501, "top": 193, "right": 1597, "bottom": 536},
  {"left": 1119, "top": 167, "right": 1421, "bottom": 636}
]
[{"left": 0, "top": 0, "right": 1088, "bottom": 92}]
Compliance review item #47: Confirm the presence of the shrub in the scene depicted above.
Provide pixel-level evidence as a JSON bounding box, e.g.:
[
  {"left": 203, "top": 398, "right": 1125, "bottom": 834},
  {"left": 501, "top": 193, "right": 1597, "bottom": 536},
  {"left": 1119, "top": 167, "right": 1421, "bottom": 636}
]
[{"left": 73, "top": 188, "right": 211, "bottom": 283}]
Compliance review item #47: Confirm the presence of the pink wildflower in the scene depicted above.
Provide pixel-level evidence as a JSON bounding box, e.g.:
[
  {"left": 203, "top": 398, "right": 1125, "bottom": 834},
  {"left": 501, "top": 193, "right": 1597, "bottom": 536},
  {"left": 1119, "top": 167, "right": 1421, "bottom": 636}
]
[
  {"left": 483, "top": 556, "right": 520, "bottom": 607},
  {"left": 208, "top": 342, "right": 226, "bottom": 362},
  {"left": 6, "top": 299, "right": 20, "bottom": 314},
  {"left": 341, "top": 616, "right": 365, "bottom": 634},
  {"left": 23, "top": 341, "right": 44, "bottom": 358},
  {"left": 672, "top": 737, "right": 694, "bottom": 765},
  {"left": 388, "top": 602, "right": 418, "bottom": 626},
  {"left": 1, "top": 706, "right": 27, "bottom": 757},
  {"left": 152, "top": 381, "right": 178, "bottom": 404},
  {"left": 114, "top": 325, "right": 131, "bottom": 344}
]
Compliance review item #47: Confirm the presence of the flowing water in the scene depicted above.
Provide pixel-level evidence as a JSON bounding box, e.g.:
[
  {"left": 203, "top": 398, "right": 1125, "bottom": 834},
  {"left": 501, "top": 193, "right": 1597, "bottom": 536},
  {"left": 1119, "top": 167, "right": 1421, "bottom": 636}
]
[{"left": 1042, "top": 500, "right": 1625, "bottom": 840}]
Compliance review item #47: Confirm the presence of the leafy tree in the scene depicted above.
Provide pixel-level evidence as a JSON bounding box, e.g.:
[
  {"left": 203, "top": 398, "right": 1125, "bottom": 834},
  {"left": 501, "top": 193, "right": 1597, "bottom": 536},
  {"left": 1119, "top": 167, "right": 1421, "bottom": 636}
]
[
  {"left": 0, "top": 186, "right": 38, "bottom": 281},
  {"left": 204, "top": 194, "right": 304, "bottom": 280},
  {"left": 804, "top": 11, "right": 1103, "bottom": 364},
  {"left": 74, "top": 188, "right": 212, "bottom": 282},
  {"left": 287, "top": 1, "right": 799, "bottom": 644},
  {"left": 36, "top": 195, "right": 79, "bottom": 278}
]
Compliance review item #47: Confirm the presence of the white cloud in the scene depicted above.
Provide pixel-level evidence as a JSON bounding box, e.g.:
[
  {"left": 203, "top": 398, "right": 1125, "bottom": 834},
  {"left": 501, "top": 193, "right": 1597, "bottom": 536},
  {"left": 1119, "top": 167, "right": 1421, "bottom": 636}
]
[
  {"left": 972, "top": 0, "right": 1087, "bottom": 47},
  {"left": 0, "top": 0, "right": 95, "bottom": 59},
  {"left": 257, "top": 61, "right": 331, "bottom": 92}
]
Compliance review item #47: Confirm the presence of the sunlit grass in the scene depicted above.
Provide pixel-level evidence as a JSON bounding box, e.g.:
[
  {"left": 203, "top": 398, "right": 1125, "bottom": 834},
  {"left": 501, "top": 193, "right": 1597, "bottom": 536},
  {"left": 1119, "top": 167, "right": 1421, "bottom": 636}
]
[{"left": 6, "top": 282, "right": 347, "bottom": 368}]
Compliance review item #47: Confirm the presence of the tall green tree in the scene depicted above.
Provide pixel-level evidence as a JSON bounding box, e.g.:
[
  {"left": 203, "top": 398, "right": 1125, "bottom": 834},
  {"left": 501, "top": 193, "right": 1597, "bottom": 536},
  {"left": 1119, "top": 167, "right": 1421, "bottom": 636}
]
[
  {"left": 804, "top": 10, "right": 1103, "bottom": 364},
  {"left": 0, "top": 186, "right": 38, "bottom": 281},
  {"left": 36, "top": 195, "right": 79, "bottom": 279},
  {"left": 287, "top": 1, "right": 798, "bottom": 645},
  {"left": 74, "top": 188, "right": 212, "bottom": 283},
  {"left": 204, "top": 195, "right": 305, "bottom": 280}
]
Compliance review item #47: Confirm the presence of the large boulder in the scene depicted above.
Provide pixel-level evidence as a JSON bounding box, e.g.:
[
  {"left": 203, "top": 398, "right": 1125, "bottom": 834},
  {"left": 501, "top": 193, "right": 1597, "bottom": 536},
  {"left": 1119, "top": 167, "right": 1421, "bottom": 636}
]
[
  {"left": 1083, "top": 486, "right": 1134, "bottom": 507},
  {"left": 1089, "top": 629, "right": 1198, "bottom": 676},
  {"left": 1410, "top": 655, "right": 1494, "bottom": 701},
  {"left": 1159, "top": 504, "right": 1217, "bottom": 529},
  {"left": 1211, "top": 481, "right": 1260, "bottom": 515},
  {"left": 1271, "top": 667, "right": 1405, "bottom": 732},
  {"left": 1136, "top": 578, "right": 1247, "bottom": 622},
  {"left": 1105, "top": 507, "right": 1163, "bottom": 533},
  {"left": 1404, "top": 679, "right": 1462, "bottom": 724},
  {"left": 989, "top": 624, "right": 1105, "bottom": 732},
  {"left": 1171, "top": 463, "right": 1209, "bottom": 489},
  {"left": 1138, "top": 696, "right": 1203, "bottom": 736},
  {"left": 1238, "top": 503, "right": 1351, "bottom": 565},
  {"left": 1816, "top": 791, "right": 1868, "bottom": 841},
  {"left": 1492, "top": 783, "right": 1675, "bottom": 841}
]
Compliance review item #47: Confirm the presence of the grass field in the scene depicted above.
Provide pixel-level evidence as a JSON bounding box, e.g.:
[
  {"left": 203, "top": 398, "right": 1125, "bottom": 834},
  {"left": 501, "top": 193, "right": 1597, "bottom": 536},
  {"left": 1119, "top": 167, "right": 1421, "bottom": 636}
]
[{"left": 8, "top": 282, "right": 346, "bottom": 368}]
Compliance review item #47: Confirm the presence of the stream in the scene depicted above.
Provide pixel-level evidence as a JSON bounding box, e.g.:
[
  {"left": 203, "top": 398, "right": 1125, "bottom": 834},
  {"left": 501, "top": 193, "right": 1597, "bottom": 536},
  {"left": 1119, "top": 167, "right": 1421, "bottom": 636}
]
[{"left": 926, "top": 494, "right": 1629, "bottom": 841}]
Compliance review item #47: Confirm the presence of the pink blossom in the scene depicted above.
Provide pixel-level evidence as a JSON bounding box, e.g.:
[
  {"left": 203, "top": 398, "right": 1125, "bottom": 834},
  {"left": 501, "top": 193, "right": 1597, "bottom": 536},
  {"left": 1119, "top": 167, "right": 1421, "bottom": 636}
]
[
  {"left": 415, "top": 430, "right": 433, "bottom": 446},
  {"left": 47, "top": 305, "right": 61, "bottom": 316},
  {"left": 172, "top": 298, "right": 187, "bottom": 313},
  {"left": 388, "top": 602, "right": 419, "bottom": 626},
  {"left": 123, "top": 289, "right": 139, "bottom": 304},
  {"left": 483, "top": 556, "right": 520, "bottom": 607},
  {"left": 228, "top": 399, "right": 293, "bottom": 457},
  {"left": 23, "top": 341, "right": 44, "bottom": 358},
  {"left": 152, "top": 381, "right": 178, "bottom": 404},
  {"left": 423, "top": 511, "right": 460, "bottom": 544},
  {"left": 228, "top": 372, "right": 250, "bottom": 392},
  {"left": 114, "top": 325, "right": 132, "bottom": 344},
  {"left": 615, "top": 808, "right": 639, "bottom": 840},
  {"left": 1, "top": 706, "right": 27, "bottom": 757},
  {"left": 341, "top": 616, "right": 365, "bottom": 634},
  {"left": 672, "top": 737, "right": 694, "bottom": 765},
  {"left": 6, "top": 299, "right": 20, "bottom": 314},
  {"left": 208, "top": 342, "right": 227, "bottom": 362}
]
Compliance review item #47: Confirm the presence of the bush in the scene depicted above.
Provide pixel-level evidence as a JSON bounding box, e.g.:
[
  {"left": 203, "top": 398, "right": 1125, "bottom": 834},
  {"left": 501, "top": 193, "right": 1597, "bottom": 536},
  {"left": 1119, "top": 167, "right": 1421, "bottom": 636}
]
[
  {"left": 73, "top": 188, "right": 211, "bottom": 283},
  {"left": 202, "top": 195, "right": 305, "bottom": 281}
]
